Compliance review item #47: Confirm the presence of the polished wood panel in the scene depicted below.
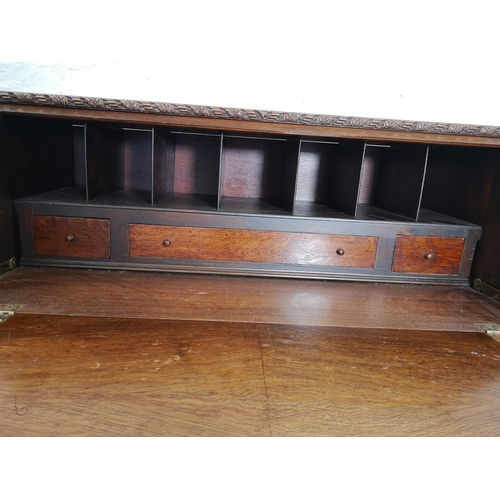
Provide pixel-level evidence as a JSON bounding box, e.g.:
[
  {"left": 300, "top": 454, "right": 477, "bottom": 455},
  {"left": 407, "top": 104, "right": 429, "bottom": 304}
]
[
  {"left": 0, "top": 315, "right": 270, "bottom": 436},
  {"left": 129, "top": 224, "right": 378, "bottom": 267},
  {"left": 392, "top": 235, "right": 464, "bottom": 274},
  {"left": 2, "top": 268, "right": 500, "bottom": 331},
  {"left": 260, "top": 325, "right": 500, "bottom": 436},
  {"left": 1, "top": 313, "right": 500, "bottom": 436},
  {"left": 34, "top": 216, "right": 110, "bottom": 259}
]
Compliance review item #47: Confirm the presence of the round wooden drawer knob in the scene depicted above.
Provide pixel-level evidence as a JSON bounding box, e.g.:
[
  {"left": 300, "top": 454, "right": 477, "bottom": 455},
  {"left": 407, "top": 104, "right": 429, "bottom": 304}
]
[
  {"left": 424, "top": 252, "right": 433, "bottom": 260},
  {"left": 162, "top": 239, "right": 171, "bottom": 247},
  {"left": 336, "top": 248, "right": 345, "bottom": 256},
  {"left": 66, "top": 235, "right": 75, "bottom": 243}
]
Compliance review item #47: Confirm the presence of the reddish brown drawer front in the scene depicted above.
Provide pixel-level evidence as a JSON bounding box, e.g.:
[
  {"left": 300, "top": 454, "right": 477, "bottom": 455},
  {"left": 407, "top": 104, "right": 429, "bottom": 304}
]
[
  {"left": 129, "top": 224, "right": 378, "bottom": 268},
  {"left": 34, "top": 216, "right": 110, "bottom": 259},
  {"left": 392, "top": 235, "right": 464, "bottom": 274}
]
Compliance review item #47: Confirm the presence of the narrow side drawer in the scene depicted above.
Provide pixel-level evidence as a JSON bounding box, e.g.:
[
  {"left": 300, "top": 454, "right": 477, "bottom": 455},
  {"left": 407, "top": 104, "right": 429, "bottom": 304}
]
[
  {"left": 34, "top": 215, "right": 110, "bottom": 259},
  {"left": 392, "top": 235, "right": 464, "bottom": 274}
]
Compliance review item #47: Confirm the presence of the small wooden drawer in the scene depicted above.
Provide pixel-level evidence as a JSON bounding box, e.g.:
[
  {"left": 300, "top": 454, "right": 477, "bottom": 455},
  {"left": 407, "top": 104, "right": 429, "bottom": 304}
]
[
  {"left": 392, "top": 235, "right": 464, "bottom": 274},
  {"left": 34, "top": 215, "right": 111, "bottom": 259},
  {"left": 129, "top": 224, "right": 378, "bottom": 268}
]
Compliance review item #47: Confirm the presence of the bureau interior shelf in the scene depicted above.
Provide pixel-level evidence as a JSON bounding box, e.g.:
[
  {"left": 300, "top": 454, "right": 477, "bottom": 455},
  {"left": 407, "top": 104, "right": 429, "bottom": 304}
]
[
  {"left": 20, "top": 187, "right": 477, "bottom": 229},
  {"left": 5, "top": 109, "right": 492, "bottom": 285},
  {"left": 7, "top": 115, "right": 485, "bottom": 227}
]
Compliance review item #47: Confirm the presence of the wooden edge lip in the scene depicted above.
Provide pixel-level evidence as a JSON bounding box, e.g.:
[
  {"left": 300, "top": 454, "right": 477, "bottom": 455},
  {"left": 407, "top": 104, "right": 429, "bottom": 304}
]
[{"left": 2, "top": 90, "right": 500, "bottom": 144}]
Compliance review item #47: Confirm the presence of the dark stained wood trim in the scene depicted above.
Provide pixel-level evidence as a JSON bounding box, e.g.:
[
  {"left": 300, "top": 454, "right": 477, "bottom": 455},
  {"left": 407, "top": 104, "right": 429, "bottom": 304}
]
[{"left": 2, "top": 91, "right": 500, "bottom": 147}]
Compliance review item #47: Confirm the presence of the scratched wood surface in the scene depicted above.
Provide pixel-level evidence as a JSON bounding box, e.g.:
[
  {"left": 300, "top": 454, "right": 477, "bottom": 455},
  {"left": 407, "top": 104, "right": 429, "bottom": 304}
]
[
  {"left": 260, "top": 325, "right": 500, "bottom": 436},
  {"left": 2, "top": 267, "right": 500, "bottom": 331},
  {"left": 1, "top": 315, "right": 500, "bottom": 436},
  {"left": 0, "top": 315, "right": 270, "bottom": 437}
]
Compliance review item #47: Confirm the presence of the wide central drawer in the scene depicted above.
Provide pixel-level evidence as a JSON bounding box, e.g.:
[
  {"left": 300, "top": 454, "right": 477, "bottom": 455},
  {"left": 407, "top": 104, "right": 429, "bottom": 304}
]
[{"left": 129, "top": 224, "right": 378, "bottom": 268}]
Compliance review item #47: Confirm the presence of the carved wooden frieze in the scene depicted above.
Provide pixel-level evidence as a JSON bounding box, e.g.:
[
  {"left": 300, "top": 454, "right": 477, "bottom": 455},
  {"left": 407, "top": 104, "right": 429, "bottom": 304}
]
[{"left": 2, "top": 90, "right": 500, "bottom": 138}]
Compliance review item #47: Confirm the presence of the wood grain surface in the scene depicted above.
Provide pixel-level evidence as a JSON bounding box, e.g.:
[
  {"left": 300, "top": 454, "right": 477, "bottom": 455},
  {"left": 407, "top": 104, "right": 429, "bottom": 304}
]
[
  {"left": 392, "top": 235, "right": 464, "bottom": 274},
  {"left": 0, "top": 315, "right": 269, "bottom": 436},
  {"left": 260, "top": 324, "right": 500, "bottom": 436},
  {"left": 1, "top": 314, "right": 500, "bottom": 436},
  {"left": 2, "top": 268, "right": 500, "bottom": 332},
  {"left": 34, "top": 215, "right": 110, "bottom": 259},
  {"left": 129, "top": 224, "right": 378, "bottom": 268}
]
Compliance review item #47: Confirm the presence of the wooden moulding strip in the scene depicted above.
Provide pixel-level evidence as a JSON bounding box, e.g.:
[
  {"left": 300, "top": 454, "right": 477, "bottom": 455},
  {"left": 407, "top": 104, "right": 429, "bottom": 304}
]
[{"left": 2, "top": 92, "right": 500, "bottom": 147}]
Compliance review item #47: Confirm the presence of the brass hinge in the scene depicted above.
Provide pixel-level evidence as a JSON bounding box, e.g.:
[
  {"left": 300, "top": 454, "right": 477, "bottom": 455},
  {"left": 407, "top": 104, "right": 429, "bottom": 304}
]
[
  {"left": 480, "top": 324, "right": 500, "bottom": 342},
  {"left": 0, "top": 257, "right": 17, "bottom": 275},
  {"left": 474, "top": 278, "right": 500, "bottom": 302},
  {"left": 0, "top": 305, "right": 22, "bottom": 323}
]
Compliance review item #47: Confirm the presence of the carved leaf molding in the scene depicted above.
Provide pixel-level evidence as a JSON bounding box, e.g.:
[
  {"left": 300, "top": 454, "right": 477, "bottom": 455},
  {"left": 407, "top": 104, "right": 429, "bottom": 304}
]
[{"left": 2, "top": 91, "right": 500, "bottom": 138}]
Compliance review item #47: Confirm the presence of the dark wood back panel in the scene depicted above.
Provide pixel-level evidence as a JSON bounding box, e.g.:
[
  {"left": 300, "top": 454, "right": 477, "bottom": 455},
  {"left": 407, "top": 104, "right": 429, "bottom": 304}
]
[
  {"left": 422, "top": 146, "right": 496, "bottom": 225},
  {"left": 295, "top": 141, "right": 335, "bottom": 204},
  {"left": 0, "top": 115, "right": 76, "bottom": 264},
  {"left": 4, "top": 115, "right": 75, "bottom": 199},
  {"left": 221, "top": 136, "right": 287, "bottom": 201},
  {"left": 153, "top": 128, "right": 175, "bottom": 204},
  {"left": 172, "top": 133, "right": 221, "bottom": 197},
  {"left": 471, "top": 162, "right": 500, "bottom": 289},
  {"left": 123, "top": 128, "right": 153, "bottom": 193},
  {"left": 331, "top": 141, "right": 365, "bottom": 216},
  {"left": 86, "top": 123, "right": 124, "bottom": 200},
  {"left": 0, "top": 114, "right": 17, "bottom": 262},
  {"left": 86, "top": 124, "right": 153, "bottom": 202}
]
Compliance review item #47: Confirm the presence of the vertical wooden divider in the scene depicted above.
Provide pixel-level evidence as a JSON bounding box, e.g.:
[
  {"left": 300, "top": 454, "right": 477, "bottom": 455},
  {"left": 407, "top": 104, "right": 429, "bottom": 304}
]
[
  {"left": 73, "top": 124, "right": 88, "bottom": 201},
  {"left": 217, "top": 132, "right": 225, "bottom": 210},
  {"left": 282, "top": 136, "right": 302, "bottom": 213}
]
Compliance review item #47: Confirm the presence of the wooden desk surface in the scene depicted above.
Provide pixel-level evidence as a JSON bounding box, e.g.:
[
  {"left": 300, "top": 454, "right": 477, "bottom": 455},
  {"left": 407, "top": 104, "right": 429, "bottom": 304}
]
[{"left": 1, "top": 268, "right": 500, "bottom": 436}]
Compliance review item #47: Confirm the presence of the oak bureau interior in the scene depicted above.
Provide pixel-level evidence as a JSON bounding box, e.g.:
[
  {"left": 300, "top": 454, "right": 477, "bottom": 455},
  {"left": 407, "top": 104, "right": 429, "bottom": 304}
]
[{"left": 2, "top": 92, "right": 500, "bottom": 294}]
